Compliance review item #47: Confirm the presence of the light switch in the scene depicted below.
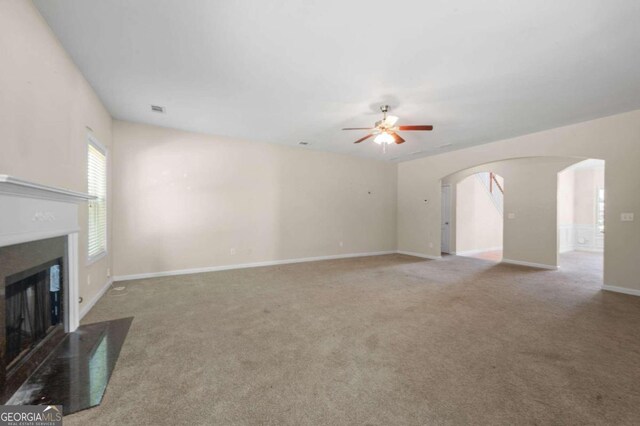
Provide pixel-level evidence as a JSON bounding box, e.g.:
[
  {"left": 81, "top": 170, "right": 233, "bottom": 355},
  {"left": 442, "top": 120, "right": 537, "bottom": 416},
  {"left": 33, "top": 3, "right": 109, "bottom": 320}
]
[
  {"left": 621, "top": 213, "right": 634, "bottom": 222},
  {"left": 507, "top": 213, "right": 516, "bottom": 219}
]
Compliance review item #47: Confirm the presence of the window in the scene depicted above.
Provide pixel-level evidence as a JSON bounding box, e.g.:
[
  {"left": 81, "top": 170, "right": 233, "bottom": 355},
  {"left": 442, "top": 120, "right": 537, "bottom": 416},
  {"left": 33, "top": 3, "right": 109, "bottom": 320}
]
[
  {"left": 87, "top": 136, "right": 107, "bottom": 262},
  {"left": 596, "top": 188, "right": 605, "bottom": 234}
]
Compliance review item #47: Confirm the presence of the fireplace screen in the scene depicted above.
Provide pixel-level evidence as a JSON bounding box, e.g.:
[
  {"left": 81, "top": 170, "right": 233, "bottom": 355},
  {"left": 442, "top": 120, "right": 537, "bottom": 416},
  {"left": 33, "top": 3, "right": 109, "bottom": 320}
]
[{"left": 5, "top": 259, "right": 64, "bottom": 368}]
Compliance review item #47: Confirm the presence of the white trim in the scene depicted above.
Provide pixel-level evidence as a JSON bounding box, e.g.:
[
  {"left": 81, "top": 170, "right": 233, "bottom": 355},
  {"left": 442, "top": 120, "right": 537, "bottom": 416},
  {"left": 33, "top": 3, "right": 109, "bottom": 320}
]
[
  {"left": 575, "top": 247, "right": 604, "bottom": 253},
  {"left": 557, "top": 224, "right": 604, "bottom": 254},
  {"left": 0, "top": 176, "right": 91, "bottom": 334},
  {"left": 80, "top": 277, "right": 113, "bottom": 319},
  {"left": 396, "top": 250, "right": 442, "bottom": 260},
  {"left": 87, "top": 133, "right": 109, "bottom": 263},
  {"left": 114, "top": 251, "right": 397, "bottom": 282},
  {"left": 0, "top": 227, "right": 80, "bottom": 249},
  {"left": 501, "top": 258, "right": 557, "bottom": 270},
  {"left": 455, "top": 246, "right": 503, "bottom": 256},
  {"left": 87, "top": 132, "right": 108, "bottom": 155},
  {"left": 66, "top": 232, "right": 80, "bottom": 332},
  {"left": 602, "top": 285, "right": 640, "bottom": 297},
  {"left": 87, "top": 250, "right": 108, "bottom": 266},
  {"left": 0, "top": 174, "right": 94, "bottom": 203}
]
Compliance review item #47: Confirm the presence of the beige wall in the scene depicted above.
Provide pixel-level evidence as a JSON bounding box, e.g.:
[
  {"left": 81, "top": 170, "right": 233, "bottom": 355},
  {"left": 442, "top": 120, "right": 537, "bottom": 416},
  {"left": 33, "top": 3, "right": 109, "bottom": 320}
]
[
  {"left": 453, "top": 174, "right": 503, "bottom": 254},
  {"left": 0, "top": 1, "right": 113, "bottom": 311},
  {"left": 557, "top": 168, "right": 576, "bottom": 226},
  {"left": 398, "top": 109, "right": 640, "bottom": 290},
  {"left": 441, "top": 158, "right": 577, "bottom": 265},
  {"left": 574, "top": 166, "right": 605, "bottom": 226},
  {"left": 112, "top": 121, "right": 397, "bottom": 277}
]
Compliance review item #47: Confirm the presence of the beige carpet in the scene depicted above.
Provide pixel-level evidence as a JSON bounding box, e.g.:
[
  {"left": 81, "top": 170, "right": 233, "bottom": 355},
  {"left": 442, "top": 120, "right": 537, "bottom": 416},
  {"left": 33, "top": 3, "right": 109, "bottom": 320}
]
[
  {"left": 70, "top": 252, "right": 640, "bottom": 425},
  {"left": 462, "top": 249, "right": 503, "bottom": 262}
]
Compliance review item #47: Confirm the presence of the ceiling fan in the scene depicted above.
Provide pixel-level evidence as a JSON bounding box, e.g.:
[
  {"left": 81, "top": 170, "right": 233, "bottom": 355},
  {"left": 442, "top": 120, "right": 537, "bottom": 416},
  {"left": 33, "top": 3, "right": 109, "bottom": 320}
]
[{"left": 343, "top": 105, "right": 433, "bottom": 145}]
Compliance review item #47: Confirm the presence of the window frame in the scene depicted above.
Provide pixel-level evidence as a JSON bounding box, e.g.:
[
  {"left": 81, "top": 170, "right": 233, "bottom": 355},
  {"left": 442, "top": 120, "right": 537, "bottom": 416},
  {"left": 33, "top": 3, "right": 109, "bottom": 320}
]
[{"left": 87, "top": 133, "right": 108, "bottom": 265}]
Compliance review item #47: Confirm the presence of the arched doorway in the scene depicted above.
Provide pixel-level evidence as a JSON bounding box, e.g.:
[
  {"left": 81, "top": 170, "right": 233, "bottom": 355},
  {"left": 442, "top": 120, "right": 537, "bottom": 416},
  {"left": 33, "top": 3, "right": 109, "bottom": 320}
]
[
  {"left": 441, "top": 168, "right": 505, "bottom": 262},
  {"left": 454, "top": 172, "right": 504, "bottom": 262},
  {"left": 440, "top": 156, "right": 592, "bottom": 270},
  {"left": 557, "top": 159, "right": 605, "bottom": 277}
]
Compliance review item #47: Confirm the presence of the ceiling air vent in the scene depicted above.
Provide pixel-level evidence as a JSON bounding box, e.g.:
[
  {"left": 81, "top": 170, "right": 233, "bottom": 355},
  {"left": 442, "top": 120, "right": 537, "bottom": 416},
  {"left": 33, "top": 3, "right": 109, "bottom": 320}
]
[{"left": 151, "top": 105, "right": 165, "bottom": 113}]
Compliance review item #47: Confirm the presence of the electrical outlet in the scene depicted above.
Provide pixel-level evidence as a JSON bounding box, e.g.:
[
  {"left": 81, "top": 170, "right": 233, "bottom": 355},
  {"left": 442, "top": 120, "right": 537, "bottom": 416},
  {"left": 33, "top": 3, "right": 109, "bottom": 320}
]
[
  {"left": 429, "top": 242, "right": 434, "bottom": 248},
  {"left": 507, "top": 213, "right": 516, "bottom": 219},
  {"left": 339, "top": 241, "right": 343, "bottom": 247},
  {"left": 230, "top": 248, "right": 236, "bottom": 255},
  {"left": 107, "top": 267, "right": 111, "bottom": 277},
  {"left": 621, "top": 213, "right": 634, "bottom": 222}
]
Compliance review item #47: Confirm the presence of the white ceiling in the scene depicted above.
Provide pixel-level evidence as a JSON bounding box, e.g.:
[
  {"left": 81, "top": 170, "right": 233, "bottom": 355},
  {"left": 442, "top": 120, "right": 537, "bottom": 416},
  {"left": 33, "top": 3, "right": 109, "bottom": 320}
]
[{"left": 34, "top": 0, "right": 640, "bottom": 161}]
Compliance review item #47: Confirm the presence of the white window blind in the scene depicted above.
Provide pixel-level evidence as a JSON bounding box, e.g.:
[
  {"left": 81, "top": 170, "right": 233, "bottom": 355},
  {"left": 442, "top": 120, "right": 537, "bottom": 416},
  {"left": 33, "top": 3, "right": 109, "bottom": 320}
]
[{"left": 88, "top": 137, "right": 107, "bottom": 261}]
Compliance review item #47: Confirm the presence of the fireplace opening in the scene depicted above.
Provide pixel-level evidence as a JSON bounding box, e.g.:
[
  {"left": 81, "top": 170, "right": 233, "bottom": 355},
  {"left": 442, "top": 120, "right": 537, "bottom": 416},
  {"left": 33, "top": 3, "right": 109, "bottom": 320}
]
[{"left": 5, "top": 259, "right": 64, "bottom": 370}]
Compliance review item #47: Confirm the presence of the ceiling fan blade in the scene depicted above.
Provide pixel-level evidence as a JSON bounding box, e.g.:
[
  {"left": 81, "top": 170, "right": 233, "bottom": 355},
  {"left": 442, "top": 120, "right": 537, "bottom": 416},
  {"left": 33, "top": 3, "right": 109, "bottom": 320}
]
[
  {"left": 391, "top": 132, "right": 405, "bottom": 144},
  {"left": 397, "top": 125, "right": 433, "bottom": 131},
  {"left": 354, "top": 134, "right": 374, "bottom": 144},
  {"left": 342, "top": 127, "right": 375, "bottom": 130},
  {"left": 383, "top": 115, "right": 399, "bottom": 126}
]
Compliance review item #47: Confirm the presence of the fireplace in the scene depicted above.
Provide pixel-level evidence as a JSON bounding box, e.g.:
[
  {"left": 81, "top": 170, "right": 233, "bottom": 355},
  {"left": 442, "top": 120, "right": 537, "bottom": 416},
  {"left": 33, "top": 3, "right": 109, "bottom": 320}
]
[
  {"left": 5, "top": 258, "right": 64, "bottom": 370},
  {"left": 0, "top": 175, "right": 93, "bottom": 402},
  {"left": 0, "top": 236, "right": 69, "bottom": 401}
]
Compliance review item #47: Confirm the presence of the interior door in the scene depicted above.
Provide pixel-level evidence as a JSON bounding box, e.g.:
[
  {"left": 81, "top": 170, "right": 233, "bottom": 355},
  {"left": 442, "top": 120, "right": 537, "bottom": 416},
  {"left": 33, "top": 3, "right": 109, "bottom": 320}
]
[{"left": 441, "top": 185, "right": 451, "bottom": 254}]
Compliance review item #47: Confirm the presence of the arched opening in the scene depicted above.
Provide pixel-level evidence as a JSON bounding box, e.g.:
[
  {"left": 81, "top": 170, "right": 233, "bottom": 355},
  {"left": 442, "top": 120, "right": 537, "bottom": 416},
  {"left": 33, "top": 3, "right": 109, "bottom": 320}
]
[
  {"left": 440, "top": 156, "right": 601, "bottom": 270},
  {"left": 557, "top": 159, "right": 605, "bottom": 278},
  {"left": 453, "top": 172, "right": 504, "bottom": 262},
  {"left": 441, "top": 167, "right": 505, "bottom": 262}
]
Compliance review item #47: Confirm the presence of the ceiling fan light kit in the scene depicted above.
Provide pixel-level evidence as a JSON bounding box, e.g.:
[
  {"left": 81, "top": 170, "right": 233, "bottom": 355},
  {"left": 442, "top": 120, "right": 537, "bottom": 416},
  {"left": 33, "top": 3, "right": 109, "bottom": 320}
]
[
  {"left": 374, "top": 132, "right": 395, "bottom": 145},
  {"left": 342, "top": 105, "right": 433, "bottom": 151}
]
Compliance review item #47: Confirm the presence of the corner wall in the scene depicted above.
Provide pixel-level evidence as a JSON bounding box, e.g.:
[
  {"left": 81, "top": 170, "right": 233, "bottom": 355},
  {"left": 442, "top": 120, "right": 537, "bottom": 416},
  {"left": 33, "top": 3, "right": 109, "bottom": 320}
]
[
  {"left": 0, "top": 2, "right": 113, "bottom": 312},
  {"left": 398, "top": 109, "right": 640, "bottom": 291}
]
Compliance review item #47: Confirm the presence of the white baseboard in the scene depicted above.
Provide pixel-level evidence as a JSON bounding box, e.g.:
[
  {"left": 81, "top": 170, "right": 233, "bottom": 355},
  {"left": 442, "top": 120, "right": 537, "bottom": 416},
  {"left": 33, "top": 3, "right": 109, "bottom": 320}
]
[
  {"left": 113, "top": 251, "right": 397, "bottom": 282},
  {"left": 501, "top": 258, "right": 558, "bottom": 270},
  {"left": 558, "top": 224, "right": 604, "bottom": 254},
  {"left": 602, "top": 285, "right": 640, "bottom": 297},
  {"left": 396, "top": 250, "right": 441, "bottom": 260},
  {"left": 80, "top": 277, "right": 112, "bottom": 319},
  {"left": 560, "top": 248, "right": 603, "bottom": 254},
  {"left": 81, "top": 253, "right": 640, "bottom": 317},
  {"left": 455, "top": 247, "right": 503, "bottom": 256},
  {"left": 575, "top": 248, "right": 604, "bottom": 253}
]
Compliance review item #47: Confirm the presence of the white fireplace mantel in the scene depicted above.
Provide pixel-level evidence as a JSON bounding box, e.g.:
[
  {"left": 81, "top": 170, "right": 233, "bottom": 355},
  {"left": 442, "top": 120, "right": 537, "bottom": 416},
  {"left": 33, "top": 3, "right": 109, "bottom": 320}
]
[
  {"left": 0, "top": 175, "right": 94, "bottom": 202},
  {"left": 0, "top": 174, "right": 94, "bottom": 332}
]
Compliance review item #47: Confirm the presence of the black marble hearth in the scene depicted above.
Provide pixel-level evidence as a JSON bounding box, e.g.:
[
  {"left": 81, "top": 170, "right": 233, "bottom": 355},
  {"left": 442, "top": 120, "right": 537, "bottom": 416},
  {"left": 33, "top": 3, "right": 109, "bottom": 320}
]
[{"left": 7, "top": 317, "right": 133, "bottom": 415}]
